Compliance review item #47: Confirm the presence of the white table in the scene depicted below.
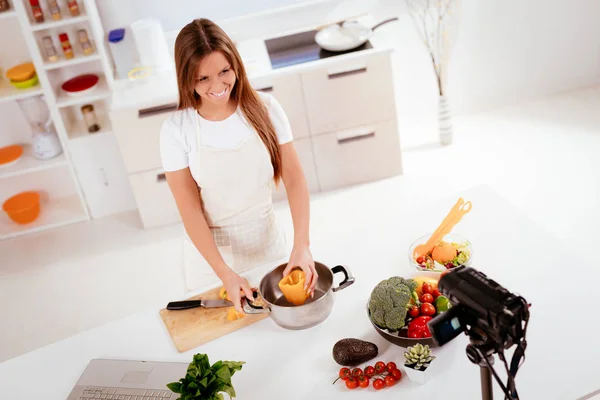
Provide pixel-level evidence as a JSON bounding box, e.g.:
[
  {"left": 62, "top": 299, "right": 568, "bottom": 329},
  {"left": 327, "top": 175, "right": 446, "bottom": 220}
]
[{"left": 2, "top": 185, "right": 599, "bottom": 399}]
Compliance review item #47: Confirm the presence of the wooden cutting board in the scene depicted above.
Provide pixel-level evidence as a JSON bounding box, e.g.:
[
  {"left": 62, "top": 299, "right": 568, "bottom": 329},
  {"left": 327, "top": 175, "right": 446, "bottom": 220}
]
[{"left": 159, "top": 286, "right": 269, "bottom": 353}]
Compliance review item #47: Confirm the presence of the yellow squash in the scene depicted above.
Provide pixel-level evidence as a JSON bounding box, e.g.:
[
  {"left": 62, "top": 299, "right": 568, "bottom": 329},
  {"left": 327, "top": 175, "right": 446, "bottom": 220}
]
[{"left": 278, "top": 269, "right": 310, "bottom": 306}]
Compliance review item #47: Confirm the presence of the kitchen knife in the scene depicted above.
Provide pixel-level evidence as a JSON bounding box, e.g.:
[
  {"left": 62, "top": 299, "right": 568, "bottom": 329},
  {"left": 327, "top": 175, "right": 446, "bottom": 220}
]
[{"left": 166, "top": 299, "right": 233, "bottom": 311}]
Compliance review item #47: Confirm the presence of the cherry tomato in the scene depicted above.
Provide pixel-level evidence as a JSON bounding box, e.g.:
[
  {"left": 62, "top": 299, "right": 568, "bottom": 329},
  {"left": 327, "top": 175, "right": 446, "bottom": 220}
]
[
  {"left": 421, "top": 302, "right": 436, "bottom": 316},
  {"left": 408, "top": 305, "right": 420, "bottom": 318},
  {"left": 373, "top": 378, "right": 385, "bottom": 390},
  {"left": 346, "top": 377, "right": 358, "bottom": 389},
  {"left": 386, "top": 362, "right": 397, "bottom": 372},
  {"left": 364, "top": 366, "right": 375, "bottom": 377},
  {"left": 416, "top": 255, "right": 427, "bottom": 264},
  {"left": 385, "top": 375, "right": 396, "bottom": 387},
  {"left": 358, "top": 375, "right": 370, "bottom": 388},
  {"left": 339, "top": 367, "right": 351, "bottom": 380},
  {"left": 351, "top": 368, "right": 363, "bottom": 377},
  {"left": 432, "top": 289, "right": 441, "bottom": 299},
  {"left": 391, "top": 368, "right": 402, "bottom": 381},
  {"left": 421, "top": 293, "right": 434, "bottom": 303},
  {"left": 422, "top": 282, "right": 434, "bottom": 294},
  {"left": 375, "top": 361, "right": 386, "bottom": 374}
]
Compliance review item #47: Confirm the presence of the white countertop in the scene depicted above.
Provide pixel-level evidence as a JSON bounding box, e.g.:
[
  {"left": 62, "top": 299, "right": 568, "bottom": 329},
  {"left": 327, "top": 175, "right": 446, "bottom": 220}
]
[
  {"left": 109, "top": 15, "right": 393, "bottom": 112},
  {"left": 2, "top": 185, "right": 599, "bottom": 399}
]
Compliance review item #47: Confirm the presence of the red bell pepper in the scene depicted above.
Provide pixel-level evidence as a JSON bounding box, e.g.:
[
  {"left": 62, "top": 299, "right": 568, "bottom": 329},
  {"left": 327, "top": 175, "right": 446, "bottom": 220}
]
[{"left": 407, "top": 315, "right": 432, "bottom": 338}]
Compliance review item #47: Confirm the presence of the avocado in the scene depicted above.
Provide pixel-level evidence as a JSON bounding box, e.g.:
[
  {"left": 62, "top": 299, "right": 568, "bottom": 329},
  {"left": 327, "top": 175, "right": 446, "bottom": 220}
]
[{"left": 333, "top": 338, "right": 378, "bottom": 366}]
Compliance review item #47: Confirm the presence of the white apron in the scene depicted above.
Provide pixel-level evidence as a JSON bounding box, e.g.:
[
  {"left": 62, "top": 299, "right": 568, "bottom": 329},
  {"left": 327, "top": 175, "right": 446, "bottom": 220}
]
[{"left": 181, "top": 108, "right": 288, "bottom": 293}]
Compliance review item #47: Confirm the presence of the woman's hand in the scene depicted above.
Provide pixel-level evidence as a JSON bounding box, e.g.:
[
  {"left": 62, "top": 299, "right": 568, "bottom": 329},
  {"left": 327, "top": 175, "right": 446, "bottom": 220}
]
[
  {"left": 220, "top": 269, "right": 254, "bottom": 314},
  {"left": 283, "top": 245, "right": 318, "bottom": 296}
]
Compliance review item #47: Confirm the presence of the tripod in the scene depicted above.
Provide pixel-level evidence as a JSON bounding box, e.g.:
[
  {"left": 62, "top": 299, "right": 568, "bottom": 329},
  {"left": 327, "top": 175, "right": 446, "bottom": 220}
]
[
  {"left": 466, "top": 343, "right": 494, "bottom": 400},
  {"left": 466, "top": 337, "right": 519, "bottom": 400}
]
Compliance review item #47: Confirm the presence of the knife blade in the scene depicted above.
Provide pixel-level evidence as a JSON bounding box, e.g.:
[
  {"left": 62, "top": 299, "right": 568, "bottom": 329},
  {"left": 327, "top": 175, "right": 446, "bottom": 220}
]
[{"left": 166, "top": 299, "right": 233, "bottom": 310}]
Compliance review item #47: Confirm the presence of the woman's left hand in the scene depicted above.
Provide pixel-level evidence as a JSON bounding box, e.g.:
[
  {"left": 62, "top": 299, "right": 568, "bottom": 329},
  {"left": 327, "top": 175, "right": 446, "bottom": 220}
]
[{"left": 283, "top": 244, "right": 318, "bottom": 296}]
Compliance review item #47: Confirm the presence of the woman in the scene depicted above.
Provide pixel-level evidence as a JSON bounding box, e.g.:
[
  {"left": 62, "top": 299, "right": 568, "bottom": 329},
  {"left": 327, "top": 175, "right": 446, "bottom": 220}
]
[{"left": 160, "top": 18, "right": 317, "bottom": 313}]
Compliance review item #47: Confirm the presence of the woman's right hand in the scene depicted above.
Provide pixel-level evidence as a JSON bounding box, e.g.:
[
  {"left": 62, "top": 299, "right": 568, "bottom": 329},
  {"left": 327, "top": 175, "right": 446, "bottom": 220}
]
[{"left": 221, "top": 269, "right": 254, "bottom": 314}]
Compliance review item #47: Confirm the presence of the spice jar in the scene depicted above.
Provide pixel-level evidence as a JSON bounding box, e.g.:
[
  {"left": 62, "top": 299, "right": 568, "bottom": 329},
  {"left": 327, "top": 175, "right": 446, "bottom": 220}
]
[
  {"left": 47, "top": 0, "right": 61, "bottom": 20},
  {"left": 0, "top": 0, "right": 11, "bottom": 13},
  {"left": 42, "top": 36, "right": 59, "bottom": 62},
  {"left": 29, "top": 0, "right": 44, "bottom": 23},
  {"left": 59, "top": 33, "right": 74, "bottom": 59},
  {"left": 67, "top": 0, "right": 80, "bottom": 16},
  {"left": 81, "top": 105, "right": 100, "bottom": 133},
  {"left": 78, "top": 29, "right": 94, "bottom": 56}
]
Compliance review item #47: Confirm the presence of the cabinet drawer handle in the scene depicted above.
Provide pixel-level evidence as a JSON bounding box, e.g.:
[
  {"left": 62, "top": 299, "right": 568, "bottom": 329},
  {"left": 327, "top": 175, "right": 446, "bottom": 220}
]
[
  {"left": 337, "top": 131, "right": 375, "bottom": 144},
  {"left": 258, "top": 86, "right": 273, "bottom": 92},
  {"left": 138, "top": 103, "right": 178, "bottom": 118},
  {"left": 328, "top": 67, "right": 367, "bottom": 80},
  {"left": 157, "top": 173, "right": 167, "bottom": 182}
]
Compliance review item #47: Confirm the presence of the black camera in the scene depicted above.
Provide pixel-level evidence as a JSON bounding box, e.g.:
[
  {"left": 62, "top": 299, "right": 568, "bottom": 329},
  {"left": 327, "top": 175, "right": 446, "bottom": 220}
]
[{"left": 427, "top": 266, "right": 530, "bottom": 400}]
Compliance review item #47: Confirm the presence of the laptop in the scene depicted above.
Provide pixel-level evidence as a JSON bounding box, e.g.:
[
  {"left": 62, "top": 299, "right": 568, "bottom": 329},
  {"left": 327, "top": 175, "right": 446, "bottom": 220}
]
[{"left": 66, "top": 359, "right": 188, "bottom": 400}]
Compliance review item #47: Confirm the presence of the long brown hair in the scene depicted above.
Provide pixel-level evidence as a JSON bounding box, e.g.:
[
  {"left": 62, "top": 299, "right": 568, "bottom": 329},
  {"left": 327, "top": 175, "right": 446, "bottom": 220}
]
[{"left": 174, "top": 18, "right": 282, "bottom": 183}]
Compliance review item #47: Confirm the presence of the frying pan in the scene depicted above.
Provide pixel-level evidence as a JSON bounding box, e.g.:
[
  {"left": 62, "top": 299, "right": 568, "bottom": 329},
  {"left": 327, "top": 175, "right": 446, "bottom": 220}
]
[{"left": 315, "top": 17, "right": 399, "bottom": 52}]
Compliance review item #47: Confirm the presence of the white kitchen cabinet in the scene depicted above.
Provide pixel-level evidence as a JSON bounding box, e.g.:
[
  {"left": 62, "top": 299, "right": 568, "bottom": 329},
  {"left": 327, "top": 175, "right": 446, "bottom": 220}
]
[
  {"left": 272, "top": 136, "right": 320, "bottom": 202},
  {"left": 310, "top": 119, "right": 402, "bottom": 191},
  {"left": 68, "top": 134, "right": 137, "bottom": 219},
  {"left": 255, "top": 74, "right": 310, "bottom": 139},
  {"left": 110, "top": 102, "right": 178, "bottom": 174},
  {"left": 300, "top": 52, "right": 397, "bottom": 136},
  {"left": 128, "top": 168, "right": 181, "bottom": 229}
]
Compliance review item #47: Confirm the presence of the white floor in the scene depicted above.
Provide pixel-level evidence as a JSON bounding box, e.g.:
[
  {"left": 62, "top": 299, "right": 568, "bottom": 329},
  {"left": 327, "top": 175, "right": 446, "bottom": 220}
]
[{"left": 2, "top": 81, "right": 599, "bottom": 363}]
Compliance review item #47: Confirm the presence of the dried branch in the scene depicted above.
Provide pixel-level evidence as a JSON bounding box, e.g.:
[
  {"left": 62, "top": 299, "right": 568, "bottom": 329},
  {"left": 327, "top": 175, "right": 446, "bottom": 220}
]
[{"left": 404, "top": 0, "right": 460, "bottom": 96}]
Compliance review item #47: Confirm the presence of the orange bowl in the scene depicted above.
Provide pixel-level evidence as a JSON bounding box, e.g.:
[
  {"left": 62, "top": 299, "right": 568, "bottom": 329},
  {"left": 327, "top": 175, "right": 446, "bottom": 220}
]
[{"left": 2, "top": 191, "right": 40, "bottom": 224}]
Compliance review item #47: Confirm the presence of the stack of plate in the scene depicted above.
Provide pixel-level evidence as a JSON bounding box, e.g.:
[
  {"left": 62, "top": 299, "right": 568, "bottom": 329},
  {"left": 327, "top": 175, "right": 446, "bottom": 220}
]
[{"left": 6, "top": 62, "right": 38, "bottom": 89}]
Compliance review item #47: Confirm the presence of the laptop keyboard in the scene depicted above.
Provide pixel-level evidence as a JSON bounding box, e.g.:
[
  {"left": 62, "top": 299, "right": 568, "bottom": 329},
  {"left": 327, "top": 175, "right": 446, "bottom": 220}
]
[{"left": 79, "top": 387, "right": 172, "bottom": 399}]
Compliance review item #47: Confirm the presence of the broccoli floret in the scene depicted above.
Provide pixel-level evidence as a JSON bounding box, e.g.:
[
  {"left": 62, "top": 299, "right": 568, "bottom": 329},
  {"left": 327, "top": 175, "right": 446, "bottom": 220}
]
[
  {"left": 371, "top": 309, "right": 386, "bottom": 328},
  {"left": 384, "top": 307, "right": 405, "bottom": 331},
  {"left": 402, "top": 278, "right": 418, "bottom": 293},
  {"left": 368, "top": 276, "right": 415, "bottom": 331}
]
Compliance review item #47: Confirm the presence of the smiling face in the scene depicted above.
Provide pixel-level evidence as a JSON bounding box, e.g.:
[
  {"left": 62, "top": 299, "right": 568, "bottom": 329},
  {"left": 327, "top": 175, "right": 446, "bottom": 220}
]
[{"left": 194, "top": 51, "right": 236, "bottom": 107}]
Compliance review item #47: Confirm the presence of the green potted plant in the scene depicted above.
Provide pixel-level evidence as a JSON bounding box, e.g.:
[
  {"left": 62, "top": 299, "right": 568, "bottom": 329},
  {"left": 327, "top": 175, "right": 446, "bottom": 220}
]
[
  {"left": 403, "top": 343, "right": 436, "bottom": 384},
  {"left": 167, "top": 353, "right": 245, "bottom": 399}
]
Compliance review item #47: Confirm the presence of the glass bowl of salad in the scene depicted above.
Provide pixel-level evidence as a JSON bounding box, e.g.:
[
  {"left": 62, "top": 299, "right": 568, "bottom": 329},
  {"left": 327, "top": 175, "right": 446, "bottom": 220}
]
[{"left": 408, "top": 233, "right": 473, "bottom": 273}]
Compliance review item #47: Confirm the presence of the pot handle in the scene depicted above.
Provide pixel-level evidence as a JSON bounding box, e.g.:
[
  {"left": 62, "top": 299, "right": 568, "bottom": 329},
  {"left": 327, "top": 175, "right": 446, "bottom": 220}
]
[
  {"left": 241, "top": 291, "right": 270, "bottom": 314},
  {"left": 331, "top": 265, "right": 355, "bottom": 292}
]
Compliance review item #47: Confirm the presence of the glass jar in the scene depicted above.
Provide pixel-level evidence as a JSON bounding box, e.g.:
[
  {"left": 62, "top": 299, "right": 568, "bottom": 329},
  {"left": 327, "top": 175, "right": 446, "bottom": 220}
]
[
  {"left": 0, "top": 0, "right": 11, "bottom": 13},
  {"left": 67, "top": 0, "right": 80, "bottom": 16},
  {"left": 59, "top": 33, "right": 74, "bottom": 59},
  {"left": 81, "top": 105, "right": 100, "bottom": 133},
  {"left": 47, "top": 0, "right": 61, "bottom": 20},
  {"left": 78, "top": 29, "right": 94, "bottom": 56},
  {"left": 29, "top": 0, "right": 44, "bottom": 23},
  {"left": 42, "top": 36, "right": 59, "bottom": 63}
]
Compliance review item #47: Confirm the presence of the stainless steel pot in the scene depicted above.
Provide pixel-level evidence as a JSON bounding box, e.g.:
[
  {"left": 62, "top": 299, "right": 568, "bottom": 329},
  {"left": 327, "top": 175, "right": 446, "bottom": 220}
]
[{"left": 243, "top": 262, "right": 354, "bottom": 330}]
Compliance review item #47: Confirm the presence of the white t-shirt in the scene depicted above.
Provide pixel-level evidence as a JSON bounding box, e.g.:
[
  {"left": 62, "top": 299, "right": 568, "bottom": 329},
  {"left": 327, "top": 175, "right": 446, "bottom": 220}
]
[{"left": 159, "top": 92, "right": 293, "bottom": 185}]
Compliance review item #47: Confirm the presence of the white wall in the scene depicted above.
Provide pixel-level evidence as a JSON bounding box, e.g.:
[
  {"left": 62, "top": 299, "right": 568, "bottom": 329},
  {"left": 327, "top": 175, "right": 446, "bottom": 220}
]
[
  {"left": 373, "top": 0, "right": 600, "bottom": 116},
  {"left": 96, "top": 0, "right": 339, "bottom": 33}
]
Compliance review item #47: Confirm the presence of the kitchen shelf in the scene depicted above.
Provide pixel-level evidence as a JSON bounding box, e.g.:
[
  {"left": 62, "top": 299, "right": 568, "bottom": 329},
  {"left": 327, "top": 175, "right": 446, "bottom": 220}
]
[
  {"left": 0, "top": 79, "right": 43, "bottom": 104},
  {"left": 64, "top": 113, "right": 112, "bottom": 140},
  {"left": 55, "top": 75, "right": 109, "bottom": 108},
  {"left": 0, "top": 146, "right": 68, "bottom": 179},
  {"left": 44, "top": 53, "right": 101, "bottom": 71},
  {"left": 30, "top": 14, "right": 89, "bottom": 32},
  {"left": 0, "top": 10, "right": 17, "bottom": 20},
  {"left": 0, "top": 194, "right": 86, "bottom": 240}
]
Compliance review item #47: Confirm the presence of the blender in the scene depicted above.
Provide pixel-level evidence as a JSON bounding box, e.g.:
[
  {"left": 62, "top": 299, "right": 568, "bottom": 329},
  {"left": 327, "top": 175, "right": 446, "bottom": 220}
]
[{"left": 16, "top": 95, "right": 63, "bottom": 160}]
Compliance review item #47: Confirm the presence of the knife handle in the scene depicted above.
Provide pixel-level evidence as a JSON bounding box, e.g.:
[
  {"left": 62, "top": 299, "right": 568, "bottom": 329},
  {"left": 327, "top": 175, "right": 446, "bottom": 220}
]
[{"left": 166, "top": 300, "right": 202, "bottom": 310}]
